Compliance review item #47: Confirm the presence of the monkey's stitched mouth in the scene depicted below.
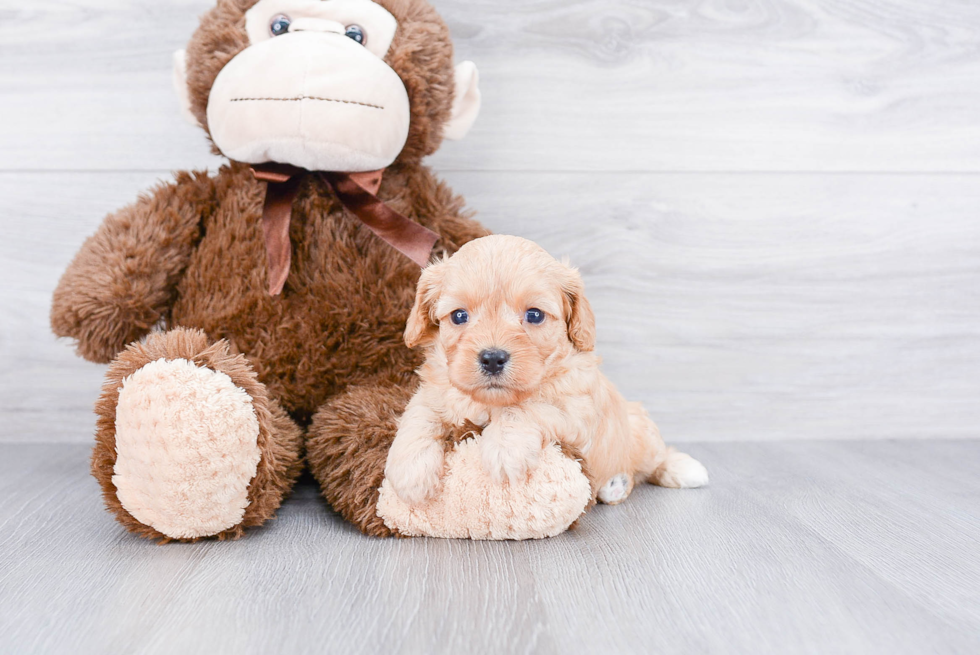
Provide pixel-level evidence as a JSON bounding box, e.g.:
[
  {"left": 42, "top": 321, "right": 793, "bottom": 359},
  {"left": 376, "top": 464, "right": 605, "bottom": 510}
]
[{"left": 230, "top": 96, "right": 384, "bottom": 110}]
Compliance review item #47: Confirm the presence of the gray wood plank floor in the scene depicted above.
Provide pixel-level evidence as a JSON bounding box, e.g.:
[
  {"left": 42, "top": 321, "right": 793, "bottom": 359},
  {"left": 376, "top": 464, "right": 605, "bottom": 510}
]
[{"left": 2, "top": 440, "right": 978, "bottom": 655}]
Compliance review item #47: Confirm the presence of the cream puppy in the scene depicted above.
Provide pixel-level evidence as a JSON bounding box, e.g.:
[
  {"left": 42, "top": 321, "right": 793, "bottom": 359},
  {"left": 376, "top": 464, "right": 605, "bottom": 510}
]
[{"left": 385, "top": 235, "right": 708, "bottom": 507}]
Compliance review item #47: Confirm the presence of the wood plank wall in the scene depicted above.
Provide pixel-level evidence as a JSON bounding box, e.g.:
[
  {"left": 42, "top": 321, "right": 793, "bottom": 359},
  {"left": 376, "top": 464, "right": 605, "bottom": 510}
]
[{"left": 2, "top": 0, "right": 978, "bottom": 442}]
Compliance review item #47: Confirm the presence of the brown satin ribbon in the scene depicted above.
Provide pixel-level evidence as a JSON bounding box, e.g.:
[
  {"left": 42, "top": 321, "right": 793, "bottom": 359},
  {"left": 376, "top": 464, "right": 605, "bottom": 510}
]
[{"left": 251, "top": 163, "right": 440, "bottom": 296}]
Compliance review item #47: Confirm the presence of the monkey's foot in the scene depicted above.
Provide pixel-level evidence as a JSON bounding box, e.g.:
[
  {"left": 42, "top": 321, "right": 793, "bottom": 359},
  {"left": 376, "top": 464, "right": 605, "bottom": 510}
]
[
  {"left": 93, "top": 328, "right": 303, "bottom": 541},
  {"left": 308, "top": 383, "right": 591, "bottom": 540},
  {"left": 377, "top": 439, "right": 592, "bottom": 540},
  {"left": 112, "top": 358, "right": 261, "bottom": 539}
]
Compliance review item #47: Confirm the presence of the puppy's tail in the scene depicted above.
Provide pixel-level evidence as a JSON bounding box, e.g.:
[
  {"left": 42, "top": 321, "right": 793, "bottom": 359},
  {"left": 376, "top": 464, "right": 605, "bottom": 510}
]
[{"left": 628, "top": 402, "right": 709, "bottom": 489}]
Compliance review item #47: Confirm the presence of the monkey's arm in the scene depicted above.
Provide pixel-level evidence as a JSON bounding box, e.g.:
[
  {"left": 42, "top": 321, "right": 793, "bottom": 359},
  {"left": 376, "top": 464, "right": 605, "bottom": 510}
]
[{"left": 51, "top": 171, "right": 216, "bottom": 364}]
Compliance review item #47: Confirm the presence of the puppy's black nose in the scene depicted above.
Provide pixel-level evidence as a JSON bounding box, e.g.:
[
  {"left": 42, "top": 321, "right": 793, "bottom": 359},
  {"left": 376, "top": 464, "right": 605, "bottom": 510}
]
[{"left": 479, "top": 349, "right": 510, "bottom": 376}]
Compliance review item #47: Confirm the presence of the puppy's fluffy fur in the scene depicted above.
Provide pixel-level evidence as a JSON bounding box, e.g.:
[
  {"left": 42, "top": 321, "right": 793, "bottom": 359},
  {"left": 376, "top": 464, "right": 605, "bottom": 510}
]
[{"left": 386, "top": 235, "right": 708, "bottom": 507}]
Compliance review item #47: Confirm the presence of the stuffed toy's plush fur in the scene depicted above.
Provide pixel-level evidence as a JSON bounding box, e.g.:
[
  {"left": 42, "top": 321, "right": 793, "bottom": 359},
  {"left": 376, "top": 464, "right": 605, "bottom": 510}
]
[
  {"left": 374, "top": 236, "right": 708, "bottom": 538},
  {"left": 52, "top": 0, "right": 593, "bottom": 541}
]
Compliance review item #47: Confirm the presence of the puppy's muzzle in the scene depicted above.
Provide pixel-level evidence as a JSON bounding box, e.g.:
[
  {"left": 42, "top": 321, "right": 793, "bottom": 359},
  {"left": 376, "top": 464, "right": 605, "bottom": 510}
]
[{"left": 479, "top": 348, "right": 510, "bottom": 376}]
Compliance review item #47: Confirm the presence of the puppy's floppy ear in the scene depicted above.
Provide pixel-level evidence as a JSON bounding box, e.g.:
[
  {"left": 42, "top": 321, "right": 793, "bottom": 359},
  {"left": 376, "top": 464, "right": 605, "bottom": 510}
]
[
  {"left": 561, "top": 264, "right": 596, "bottom": 352},
  {"left": 404, "top": 262, "right": 446, "bottom": 348}
]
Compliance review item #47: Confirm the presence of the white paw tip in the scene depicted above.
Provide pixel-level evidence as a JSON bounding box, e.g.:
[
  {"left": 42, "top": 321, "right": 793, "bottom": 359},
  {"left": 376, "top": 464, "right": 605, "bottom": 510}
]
[{"left": 598, "top": 473, "right": 630, "bottom": 504}]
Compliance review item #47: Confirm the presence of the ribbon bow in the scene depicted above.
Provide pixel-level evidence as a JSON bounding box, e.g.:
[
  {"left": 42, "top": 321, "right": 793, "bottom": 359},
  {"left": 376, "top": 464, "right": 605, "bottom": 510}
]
[{"left": 252, "top": 163, "right": 440, "bottom": 295}]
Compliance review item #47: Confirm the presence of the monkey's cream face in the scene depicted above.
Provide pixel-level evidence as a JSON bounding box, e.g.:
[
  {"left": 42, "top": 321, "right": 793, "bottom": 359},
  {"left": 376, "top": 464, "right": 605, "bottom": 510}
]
[{"left": 207, "top": 0, "right": 410, "bottom": 172}]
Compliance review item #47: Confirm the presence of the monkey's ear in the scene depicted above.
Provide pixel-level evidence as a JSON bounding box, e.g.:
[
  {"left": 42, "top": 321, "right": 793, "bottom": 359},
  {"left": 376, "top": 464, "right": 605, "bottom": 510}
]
[
  {"left": 404, "top": 262, "right": 446, "bottom": 348},
  {"left": 443, "top": 61, "right": 481, "bottom": 141},
  {"left": 561, "top": 265, "right": 597, "bottom": 353},
  {"left": 172, "top": 50, "right": 201, "bottom": 127}
]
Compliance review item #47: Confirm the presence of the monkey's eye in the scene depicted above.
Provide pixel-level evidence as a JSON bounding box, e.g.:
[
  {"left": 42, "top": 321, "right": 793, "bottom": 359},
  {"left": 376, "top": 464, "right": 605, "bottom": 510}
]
[
  {"left": 525, "top": 309, "right": 545, "bottom": 324},
  {"left": 270, "top": 14, "right": 291, "bottom": 36},
  {"left": 345, "top": 24, "right": 366, "bottom": 45},
  {"left": 451, "top": 309, "right": 468, "bottom": 325}
]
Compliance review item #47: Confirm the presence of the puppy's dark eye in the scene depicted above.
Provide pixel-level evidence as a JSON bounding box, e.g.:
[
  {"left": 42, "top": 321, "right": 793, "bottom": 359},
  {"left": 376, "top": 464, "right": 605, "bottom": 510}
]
[
  {"left": 525, "top": 308, "right": 545, "bottom": 324},
  {"left": 451, "top": 309, "right": 469, "bottom": 325},
  {"left": 345, "top": 24, "right": 366, "bottom": 44},
  {"left": 270, "top": 14, "right": 291, "bottom": 37}
]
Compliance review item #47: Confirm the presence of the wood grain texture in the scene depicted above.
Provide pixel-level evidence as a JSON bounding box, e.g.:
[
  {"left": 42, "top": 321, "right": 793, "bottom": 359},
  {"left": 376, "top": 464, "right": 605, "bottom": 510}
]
[
  {"left": 2, "top": 0, "right": 980, "bottom": 172},
  {"left": 1, "top": 441, "right": 978, "bottom": 654},
  {"left": 5, "top": 171, "right": 978, "bottom": 443},
  {"left": 4, "top": 1, "right": 979, "bottom": 650},
  {"left": 449, "top": 171, "right": 980, "bottom": 442}
]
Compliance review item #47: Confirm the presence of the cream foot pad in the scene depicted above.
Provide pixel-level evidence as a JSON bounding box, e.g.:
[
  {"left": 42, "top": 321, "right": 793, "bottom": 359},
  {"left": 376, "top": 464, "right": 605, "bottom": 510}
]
[
  {"left": 112, "top": 358, "right": 261, "bottom": 539},
  {"left": 377, "top": 439, "right": 592, "bottom": 540}
]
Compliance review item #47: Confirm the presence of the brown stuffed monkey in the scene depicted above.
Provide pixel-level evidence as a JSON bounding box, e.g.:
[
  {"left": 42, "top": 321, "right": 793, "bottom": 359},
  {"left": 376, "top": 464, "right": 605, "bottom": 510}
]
[{"left": 51, "top": 0, "right": 592, "bottom": 541}]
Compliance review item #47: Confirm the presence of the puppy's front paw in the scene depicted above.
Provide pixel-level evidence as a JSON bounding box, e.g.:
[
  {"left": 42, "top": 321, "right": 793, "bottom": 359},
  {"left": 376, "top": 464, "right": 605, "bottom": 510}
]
[
  {"left": 385, "top": 440, "right": 446, "bottom": 505},
  {"left": 480, "top": 424, "right": 542, "bottom": 485}
]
